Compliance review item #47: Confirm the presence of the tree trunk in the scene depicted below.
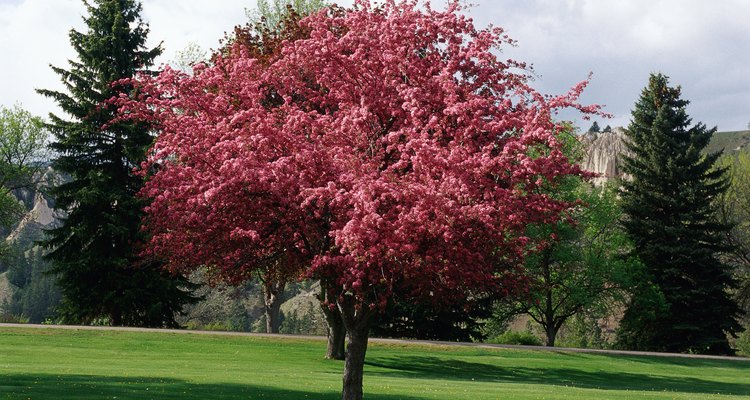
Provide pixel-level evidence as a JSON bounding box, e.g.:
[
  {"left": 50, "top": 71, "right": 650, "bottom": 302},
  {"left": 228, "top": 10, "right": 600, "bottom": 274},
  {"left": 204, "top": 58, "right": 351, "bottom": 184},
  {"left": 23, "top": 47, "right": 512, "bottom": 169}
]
[
  {"left": 542, "top": 251, "right": 556, "bottom": 347},
  {"left": 322, "top": 304, "right": 346, "bottom": 360},
  {"left": 341, "top": 324, "right": 369, "bottom": 400},
  {"left": 318, "top": 279, "right": 345, "bottom": 360},
  {"left": 339, "top": 296, "right": 374, "bottom": 400},
  {"left": 111, "top": 305, "right": 122, "bottom": 327},
  {"left": 545, "top": 324, "right": 557, "bottom": 347},
  {"left": 263, "top": 279, "right": 285, "bottom": 333}
]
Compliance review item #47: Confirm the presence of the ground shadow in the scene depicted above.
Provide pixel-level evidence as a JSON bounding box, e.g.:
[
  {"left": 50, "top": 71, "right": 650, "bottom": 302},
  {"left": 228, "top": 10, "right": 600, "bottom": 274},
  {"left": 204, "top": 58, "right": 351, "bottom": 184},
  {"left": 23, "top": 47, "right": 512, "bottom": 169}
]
[
  {"left": 0, "top": 373, "right": 425, "bottom": 400},
  {"left": 365, "top": 355, "right": 750, "bottom": 396},
  {"left": 594, "top": 353, "right": 750, "bottom": 369}
]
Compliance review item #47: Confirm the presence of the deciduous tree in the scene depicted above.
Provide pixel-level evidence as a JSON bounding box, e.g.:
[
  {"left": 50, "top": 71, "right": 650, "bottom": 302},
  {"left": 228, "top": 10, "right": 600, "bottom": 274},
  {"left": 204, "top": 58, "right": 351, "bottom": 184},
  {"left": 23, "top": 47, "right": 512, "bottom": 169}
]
[
  {"left": 716, "top": 152, "right": 750, "bottom": 325},
  {"left": 0, "top": 105, "right": 48, "bottom": 233},
  {"left": 118, "top": 1, "right": 598, "bottom": 398},
  {"left": 517, "top": 180, "right": 638, "bottom": 347}
]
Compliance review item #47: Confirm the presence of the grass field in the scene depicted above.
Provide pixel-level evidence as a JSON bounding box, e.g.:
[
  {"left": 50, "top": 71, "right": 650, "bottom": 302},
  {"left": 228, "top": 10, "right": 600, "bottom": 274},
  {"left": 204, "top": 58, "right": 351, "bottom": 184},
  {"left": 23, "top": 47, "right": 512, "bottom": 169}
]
[{"left": 1, "top": 327, "right": 749, "bottom": 399}]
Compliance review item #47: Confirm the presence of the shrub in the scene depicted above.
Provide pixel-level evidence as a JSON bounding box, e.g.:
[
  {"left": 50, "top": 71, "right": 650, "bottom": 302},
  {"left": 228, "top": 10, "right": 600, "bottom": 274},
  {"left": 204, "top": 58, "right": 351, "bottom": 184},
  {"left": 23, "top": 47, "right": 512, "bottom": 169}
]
[
  {"left": 487, "top": 331, "right": 543, "bottom": 346},
  {"left": 736, "top": 328, "right": 750, "bottom": 357}
]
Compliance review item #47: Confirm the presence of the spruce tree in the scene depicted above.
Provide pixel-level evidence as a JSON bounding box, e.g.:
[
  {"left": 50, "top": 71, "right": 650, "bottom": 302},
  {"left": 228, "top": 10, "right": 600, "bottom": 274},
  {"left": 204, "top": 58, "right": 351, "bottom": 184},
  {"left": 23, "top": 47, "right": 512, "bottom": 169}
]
[
  {"left": 37, "top": 0, "right": 194, "bottom": 327},
  {"left": 617, "top": 73, "right": 740, "bottom": 354}
]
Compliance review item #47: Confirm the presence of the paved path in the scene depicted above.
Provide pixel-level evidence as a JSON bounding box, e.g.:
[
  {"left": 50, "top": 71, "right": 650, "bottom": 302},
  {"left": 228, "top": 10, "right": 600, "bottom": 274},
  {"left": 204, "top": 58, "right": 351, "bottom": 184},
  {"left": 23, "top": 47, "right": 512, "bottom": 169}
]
[{"left": 2, "top": 323, "right": 747, "bottom": 362}]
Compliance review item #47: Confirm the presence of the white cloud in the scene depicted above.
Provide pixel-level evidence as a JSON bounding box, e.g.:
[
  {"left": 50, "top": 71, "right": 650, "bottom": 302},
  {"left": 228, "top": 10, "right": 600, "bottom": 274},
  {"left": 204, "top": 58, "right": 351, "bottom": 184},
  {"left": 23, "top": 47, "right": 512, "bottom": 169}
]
[
  {"left": 0, "top": 0, "right": 254, "bottom": 117},
  {"left": 0, "top": 0, "right": 82, "bottom": 116},
  {"left": 1, "top": 0, "right": 749, "bottom": 130},
  {"left": 467, "top": 0, "right": 750, "bottom": 130}
]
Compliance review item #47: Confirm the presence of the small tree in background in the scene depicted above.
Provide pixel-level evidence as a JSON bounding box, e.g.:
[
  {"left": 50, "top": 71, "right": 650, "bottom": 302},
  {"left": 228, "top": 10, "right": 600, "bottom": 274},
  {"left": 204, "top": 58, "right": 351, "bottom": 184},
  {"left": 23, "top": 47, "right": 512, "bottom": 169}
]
[
  {"left": 0, "top": 105, "right": 48, "bottom": 232},
  {"left": 37, "top": 0, "right": 196, "bottom": 327},
  {"left": 617, "top": 73, "right": 740, "bottom": 354},
  {"left": 715, "top": 152, "right": 750, "bottom": 328},
  {"left": 506, "top": 181, "right": 638, "bottom": 347},
  {"left": 492, "top": 130, "right": 639, "bottom": 347},
  {"left": 603, "top": 124, "right": 612, "bottom": 133},
  {"left": 248, "top": 0, "right": 329, "bottom": 33},
  {"left": 588, "top": 121, "right": 601, "bottom": 133}
]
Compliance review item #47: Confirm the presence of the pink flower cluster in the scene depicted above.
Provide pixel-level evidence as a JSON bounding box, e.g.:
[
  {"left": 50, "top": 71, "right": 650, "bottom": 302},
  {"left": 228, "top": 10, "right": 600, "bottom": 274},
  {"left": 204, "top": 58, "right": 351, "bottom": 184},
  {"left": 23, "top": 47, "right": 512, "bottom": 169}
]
[{"left": 116, "top": 0, "right": 600, "bottom": 310}]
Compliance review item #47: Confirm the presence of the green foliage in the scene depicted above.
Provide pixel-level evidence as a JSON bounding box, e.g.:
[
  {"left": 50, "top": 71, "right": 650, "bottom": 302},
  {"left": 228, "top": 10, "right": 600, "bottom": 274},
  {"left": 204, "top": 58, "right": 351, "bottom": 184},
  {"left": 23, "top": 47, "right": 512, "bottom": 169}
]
[
  {"left": 523, "top": 181, "right": 639, "bottom": 346},
  {"left": 280, "top": 302, "right": 327, "bottom": 335},
  {"left": 705, "top": 130, "right": 750, "bottom": 156},
  {"left": 37, "top": 0, "right": 196, "bottom": 327},
  {"left": 486, "top": 331, "right": 543, "bottom": 346},
  {"left": 555, "top": 313, "right": 610, "bottom": 350},
  {"left": 0, "top": 314, "right": 29, "bottom": 324},
  {"left": 715, "top": 152, "right": 750, "bottom": 320},
  {"left": 603, "top": 125, "right": 612, "bottom": 133},
  {"left": 171, "top": 41, "right": 208, "bottom": 73},
  {"left": 737, "top": 327, "right": 750, "bottom": 357},
  {"left": 248, "top": 0, "right": 329, "bottom": 32},
  {"left": 494, "top": 126, "right": 640, "bottom": 348},
  {"left": 3, "top": 242, "right": 61, "bottom": 324},
  {"left": 178, "top": 279, "right": 253, "bottom": 331},
  {"left": 617, "top": 73, "right": 740, "bottom": 355},
  {"left": 0, "top": 105, "right": 48, "bottom": 232}
]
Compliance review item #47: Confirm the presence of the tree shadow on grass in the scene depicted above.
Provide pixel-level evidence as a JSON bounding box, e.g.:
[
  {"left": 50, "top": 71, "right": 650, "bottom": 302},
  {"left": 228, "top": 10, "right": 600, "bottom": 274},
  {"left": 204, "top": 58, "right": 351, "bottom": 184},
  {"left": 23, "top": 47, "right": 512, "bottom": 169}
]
[
  {"left": 0, "top": 373, "right": 424, "bottom": 400},
  {"left": 365, "top": 355, "right": 750, "bottom": 396},
  {"left": 594, "top": 353, "right": 750, "bottom": 369}
]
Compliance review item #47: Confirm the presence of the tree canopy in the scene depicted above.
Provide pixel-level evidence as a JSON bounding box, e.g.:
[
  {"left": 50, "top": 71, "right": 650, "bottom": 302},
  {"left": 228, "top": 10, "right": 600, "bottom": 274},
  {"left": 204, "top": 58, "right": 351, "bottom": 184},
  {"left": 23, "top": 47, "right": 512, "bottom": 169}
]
[
  {"left": 116, "top": 1, "right": 599, "bottom": 398},
  {"left": 0, "top": 105, "right": 48, "bottom": 231},
  {"left": 715, "top": 152, "right": 750, "bottom": 323}
]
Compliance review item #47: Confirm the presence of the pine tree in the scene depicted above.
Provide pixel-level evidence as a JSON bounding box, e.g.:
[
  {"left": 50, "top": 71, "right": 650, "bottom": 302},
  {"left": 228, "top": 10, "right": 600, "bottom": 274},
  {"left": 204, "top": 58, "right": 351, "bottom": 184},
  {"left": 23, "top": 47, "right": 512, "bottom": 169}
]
[
  {"left": 617, "top": 73, "right": 740, "bottom": 354},
  {"left": 588, "top": 121, "right": 601, "bottom": 133},
  {"left": 37, "top": 0, "right": 194, "bottom": 327}
]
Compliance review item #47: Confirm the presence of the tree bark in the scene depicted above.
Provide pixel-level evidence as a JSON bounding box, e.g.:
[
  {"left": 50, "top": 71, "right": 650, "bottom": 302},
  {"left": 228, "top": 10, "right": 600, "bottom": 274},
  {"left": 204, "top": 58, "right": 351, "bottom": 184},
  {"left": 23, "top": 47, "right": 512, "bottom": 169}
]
[
  {"left": 322, "top": 304, "right": 346, "bottom": 360},
  {"left": 318, "top": 279, "right": 345, "bottom": 360},
  {"left": 545, "top": 324, "right": 557, "bottom": 347},
  {"left": 263, "top": 279, "right": 285, "bottom": 333},
  {"left": 339, "top": 296, "right": 373, "bottom": 400}
]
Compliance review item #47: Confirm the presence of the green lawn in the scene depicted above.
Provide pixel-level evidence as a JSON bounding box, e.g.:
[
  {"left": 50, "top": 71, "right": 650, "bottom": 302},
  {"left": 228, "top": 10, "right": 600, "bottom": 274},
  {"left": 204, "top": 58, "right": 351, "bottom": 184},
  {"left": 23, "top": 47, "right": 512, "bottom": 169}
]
[{"left": 1, "top": 327, "right": 749, "bottom": 399}]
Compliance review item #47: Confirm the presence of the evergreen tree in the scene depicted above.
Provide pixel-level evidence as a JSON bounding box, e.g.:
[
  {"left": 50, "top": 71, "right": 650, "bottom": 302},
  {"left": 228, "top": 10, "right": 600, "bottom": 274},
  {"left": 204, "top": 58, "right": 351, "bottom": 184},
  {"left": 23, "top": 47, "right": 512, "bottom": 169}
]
[
  {"left": 588, "top": 121, "right": 601, "bottom": 133},
  {"left": 37, "top": 0, "right": 194, "bottom": 327},
  {"left": 617, "top": 73, "right": 740, "bottom": 354}
]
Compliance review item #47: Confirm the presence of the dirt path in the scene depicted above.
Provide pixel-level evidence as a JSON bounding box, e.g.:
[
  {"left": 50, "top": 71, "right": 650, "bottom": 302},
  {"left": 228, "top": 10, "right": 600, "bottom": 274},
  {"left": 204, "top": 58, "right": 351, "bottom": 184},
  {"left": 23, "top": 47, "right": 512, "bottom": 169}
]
[{"left": 1, "top": 322, "right": 747, "bottom": 362}]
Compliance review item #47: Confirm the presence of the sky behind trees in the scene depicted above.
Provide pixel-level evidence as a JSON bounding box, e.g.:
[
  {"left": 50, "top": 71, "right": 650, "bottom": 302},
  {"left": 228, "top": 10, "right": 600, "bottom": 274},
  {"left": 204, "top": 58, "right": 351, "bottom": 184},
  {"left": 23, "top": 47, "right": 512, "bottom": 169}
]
[{"left": 1, "top": 0, "right": 749, "bottom": 131}]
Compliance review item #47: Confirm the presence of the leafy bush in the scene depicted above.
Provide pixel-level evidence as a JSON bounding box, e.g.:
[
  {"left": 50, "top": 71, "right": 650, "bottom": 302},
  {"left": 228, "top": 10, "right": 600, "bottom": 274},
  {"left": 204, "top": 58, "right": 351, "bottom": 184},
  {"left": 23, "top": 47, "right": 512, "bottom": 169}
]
[
  {"left": 0, "top": 313, "right": 29, "bottom": 324},
  {"left": 555, "top": 313, "right": 613, "bottom": 349},
  {"left": 736, "top": 328, "right": 750, "bottom": 357},
  {"left": 487, "top": 331, "right": 543, "bottom": 346}
]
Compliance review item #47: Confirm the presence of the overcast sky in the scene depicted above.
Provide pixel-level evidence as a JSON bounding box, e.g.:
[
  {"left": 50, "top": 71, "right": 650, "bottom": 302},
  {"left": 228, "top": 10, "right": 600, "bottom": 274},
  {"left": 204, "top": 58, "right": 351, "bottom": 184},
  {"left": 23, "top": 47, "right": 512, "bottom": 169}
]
[{"left": 1, "top": 0, "right": 749, "bottom": 131}]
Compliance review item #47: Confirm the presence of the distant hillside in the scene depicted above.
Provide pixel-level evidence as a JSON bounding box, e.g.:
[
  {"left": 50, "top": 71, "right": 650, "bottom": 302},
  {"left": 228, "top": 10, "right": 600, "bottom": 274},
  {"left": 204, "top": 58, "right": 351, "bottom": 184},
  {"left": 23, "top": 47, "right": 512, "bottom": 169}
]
[{"left": 705, "top": 130, "right": 750, "bottom": 155}]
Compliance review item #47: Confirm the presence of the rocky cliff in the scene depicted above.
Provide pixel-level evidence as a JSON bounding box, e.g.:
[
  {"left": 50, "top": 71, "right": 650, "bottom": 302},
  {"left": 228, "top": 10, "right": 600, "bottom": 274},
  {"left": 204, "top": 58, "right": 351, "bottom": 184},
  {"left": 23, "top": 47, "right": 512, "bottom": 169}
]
[
  {"left": 0, "top": 167, "right": 61, "bottom": 322},
  {"left": 580, "top": 127, "right": 629, "bottom": 184}
]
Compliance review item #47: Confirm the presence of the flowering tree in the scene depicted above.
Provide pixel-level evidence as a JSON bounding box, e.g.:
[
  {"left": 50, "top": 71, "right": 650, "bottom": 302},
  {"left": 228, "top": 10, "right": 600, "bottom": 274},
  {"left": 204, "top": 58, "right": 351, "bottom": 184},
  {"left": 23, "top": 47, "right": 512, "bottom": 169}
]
[{"left": 117, "top": 1, "right": 598, "bottom": 398}]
